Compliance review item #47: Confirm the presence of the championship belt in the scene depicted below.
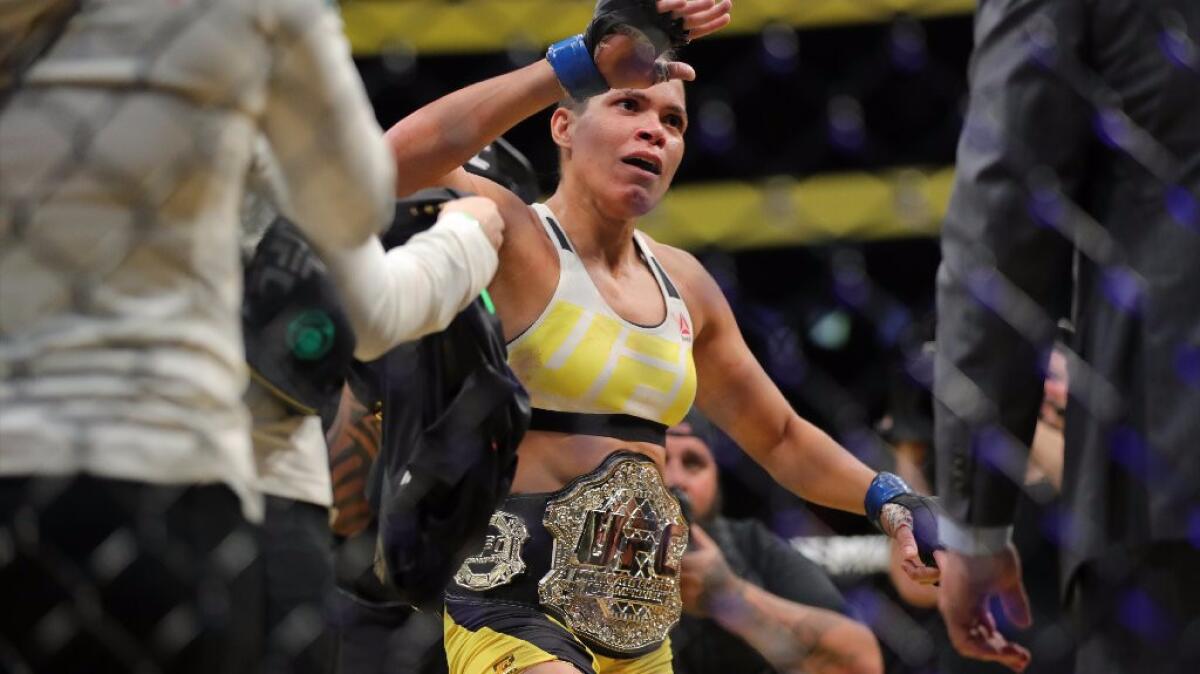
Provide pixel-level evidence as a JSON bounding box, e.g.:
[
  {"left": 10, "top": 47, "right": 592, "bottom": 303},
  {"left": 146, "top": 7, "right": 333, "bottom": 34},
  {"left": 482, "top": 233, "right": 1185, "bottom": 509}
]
[
  {"left": 453, "top": 511, "right": 529, "bottom": 590},
  {"left": 538, "top": 454, "right": 689, "bottom": 656}
]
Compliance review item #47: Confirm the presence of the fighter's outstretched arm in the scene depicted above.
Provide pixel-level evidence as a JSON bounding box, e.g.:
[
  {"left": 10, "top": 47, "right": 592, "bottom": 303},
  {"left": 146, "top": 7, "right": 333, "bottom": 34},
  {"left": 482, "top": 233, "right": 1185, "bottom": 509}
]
[{"left": 658, "top": 245, "right": 941, "bottom": 584}]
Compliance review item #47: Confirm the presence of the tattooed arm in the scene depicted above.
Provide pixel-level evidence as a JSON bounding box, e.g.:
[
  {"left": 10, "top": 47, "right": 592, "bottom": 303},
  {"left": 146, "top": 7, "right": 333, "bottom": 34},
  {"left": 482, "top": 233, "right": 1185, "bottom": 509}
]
[
  {"left": 720, "top": 583, "right": 883, "bottom": 674},
  {"left": 681, "top": 525, "right": 883, "bottom": 674},
  {"left": 326, "top": 383, "right": 382, "bottom": 537}
]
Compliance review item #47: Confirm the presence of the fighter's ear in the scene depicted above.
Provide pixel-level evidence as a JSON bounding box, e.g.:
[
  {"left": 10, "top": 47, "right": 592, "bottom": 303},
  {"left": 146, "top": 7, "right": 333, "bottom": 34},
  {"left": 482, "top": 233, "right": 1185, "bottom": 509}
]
[{"left": 550, "top": 104, "right": 576, "bottom": 151}]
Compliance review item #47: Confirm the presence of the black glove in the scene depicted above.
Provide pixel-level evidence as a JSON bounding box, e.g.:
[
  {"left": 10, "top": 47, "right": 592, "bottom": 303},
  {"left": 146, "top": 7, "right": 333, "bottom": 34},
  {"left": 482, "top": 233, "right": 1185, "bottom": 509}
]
[
  {"left": 585, "top": 0, "right": 689, "bottom": 58},
  {"left": 866, "top": 471, "right": 943, "bottom": 567},
  {"left": 886, "top": 493, "right": 943, "bottom": 567}
]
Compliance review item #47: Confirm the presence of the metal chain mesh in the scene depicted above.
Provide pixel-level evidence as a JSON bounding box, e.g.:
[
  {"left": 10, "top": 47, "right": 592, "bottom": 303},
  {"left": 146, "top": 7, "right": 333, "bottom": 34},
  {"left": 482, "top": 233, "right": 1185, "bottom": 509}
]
[
  {"left": 0, "top": 0, "right": 366, "bottom": 671},
  {"left": 3, "top": 0, "right": 1199, "bottom": 672}
]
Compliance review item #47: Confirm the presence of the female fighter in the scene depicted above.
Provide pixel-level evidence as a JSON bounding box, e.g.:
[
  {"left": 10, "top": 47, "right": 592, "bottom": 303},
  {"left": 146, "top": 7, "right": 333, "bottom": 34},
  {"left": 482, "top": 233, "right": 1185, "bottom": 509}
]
[{"left": 385, "top": 2, "right": 938, "bottom": 672}]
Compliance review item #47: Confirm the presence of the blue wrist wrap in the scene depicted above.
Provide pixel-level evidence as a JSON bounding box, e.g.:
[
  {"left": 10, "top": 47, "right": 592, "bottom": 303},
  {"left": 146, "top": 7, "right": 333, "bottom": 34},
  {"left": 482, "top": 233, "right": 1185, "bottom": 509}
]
[
  {"left": 546, "top": 34, "right": 608, "bottom": 100},
  {"left": 865, "top": 472, "right": 912, "bottom": 527}
]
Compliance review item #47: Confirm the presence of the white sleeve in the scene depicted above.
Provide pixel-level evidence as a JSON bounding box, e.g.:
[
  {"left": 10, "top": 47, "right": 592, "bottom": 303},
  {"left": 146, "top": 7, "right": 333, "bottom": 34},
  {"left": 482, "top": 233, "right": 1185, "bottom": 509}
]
[
  {"left": 318, "top": 211, "right": 500, "bottom": 362},
  {"left": 262, "top": 0, "right": 395, "bottom": 252}
]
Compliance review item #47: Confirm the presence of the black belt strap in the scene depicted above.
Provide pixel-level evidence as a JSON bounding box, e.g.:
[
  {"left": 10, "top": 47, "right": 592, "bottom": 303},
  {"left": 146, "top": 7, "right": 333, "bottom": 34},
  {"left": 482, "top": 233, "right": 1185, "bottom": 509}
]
[{"left": 528, "top": 409, "right": 667, "bottom": 446}]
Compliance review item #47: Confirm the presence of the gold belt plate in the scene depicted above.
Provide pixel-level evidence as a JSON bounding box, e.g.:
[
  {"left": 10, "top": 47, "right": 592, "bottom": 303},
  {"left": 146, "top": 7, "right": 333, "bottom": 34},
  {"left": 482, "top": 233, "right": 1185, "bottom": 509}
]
[
  {"left": 453, "top": 511, "right": 530, "bottom": 591},
  {"left": 538, "top": 456, "right": 689, "bottom": 654}
]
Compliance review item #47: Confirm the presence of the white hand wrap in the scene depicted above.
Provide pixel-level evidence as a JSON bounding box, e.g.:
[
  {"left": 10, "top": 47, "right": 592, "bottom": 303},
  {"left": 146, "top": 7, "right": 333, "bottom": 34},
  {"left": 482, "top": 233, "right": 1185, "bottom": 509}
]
[{"left": 317, "top": 211, "right": 499, "bottom": 361}]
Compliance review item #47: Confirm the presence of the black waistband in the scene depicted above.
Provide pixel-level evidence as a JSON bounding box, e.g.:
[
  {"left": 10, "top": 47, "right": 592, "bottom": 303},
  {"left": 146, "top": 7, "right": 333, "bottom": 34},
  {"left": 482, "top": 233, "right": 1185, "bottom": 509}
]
[{"left": 528, "top": 409, "right": 668, "bottom": 446}]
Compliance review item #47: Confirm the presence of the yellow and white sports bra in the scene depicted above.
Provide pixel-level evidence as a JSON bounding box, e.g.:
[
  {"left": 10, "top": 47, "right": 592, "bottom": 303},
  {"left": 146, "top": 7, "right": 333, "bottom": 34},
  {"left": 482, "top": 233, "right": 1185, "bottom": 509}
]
[{"left": 507, "top": 203, "right": 697, "bottom": 445}]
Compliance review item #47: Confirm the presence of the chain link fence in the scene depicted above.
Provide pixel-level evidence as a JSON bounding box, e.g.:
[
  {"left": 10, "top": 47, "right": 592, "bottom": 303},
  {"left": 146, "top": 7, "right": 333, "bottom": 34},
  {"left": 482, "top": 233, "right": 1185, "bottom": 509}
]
[
  {"left": 3, "top": 0, "right": 1199, "bottom": 673},
  {"left": 1, "top": 0, "right": 390, "bottom": 671}
]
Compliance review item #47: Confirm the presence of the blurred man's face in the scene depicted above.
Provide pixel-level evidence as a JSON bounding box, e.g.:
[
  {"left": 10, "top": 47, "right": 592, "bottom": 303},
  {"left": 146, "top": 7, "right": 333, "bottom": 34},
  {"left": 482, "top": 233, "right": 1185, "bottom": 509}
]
[
  {"left": 664, "top": 423, "right": 719, "bottom": 523},
  {"left": 1041, "top": 349, "right": 1068, "bottom": 428}
]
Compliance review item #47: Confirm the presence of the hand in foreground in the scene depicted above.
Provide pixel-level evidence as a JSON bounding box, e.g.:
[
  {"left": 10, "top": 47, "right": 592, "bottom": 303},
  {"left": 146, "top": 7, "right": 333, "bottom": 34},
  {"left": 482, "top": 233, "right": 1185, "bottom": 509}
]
[
  {"left": 440, "top": 196, "right": 503, "bottom": 250},
  {"left": 934, "top": 546, "right": 1032, "bottom": 673},
  {"left": 679, "top": 523, "right": 742, "bottom": 617}
]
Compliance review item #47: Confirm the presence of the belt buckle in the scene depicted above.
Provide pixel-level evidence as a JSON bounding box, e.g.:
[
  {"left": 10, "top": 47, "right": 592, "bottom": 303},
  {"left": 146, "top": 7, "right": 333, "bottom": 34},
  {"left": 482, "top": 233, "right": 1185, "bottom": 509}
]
[{"left": 539, "top": 456, "right": 688, "bottom": 654}]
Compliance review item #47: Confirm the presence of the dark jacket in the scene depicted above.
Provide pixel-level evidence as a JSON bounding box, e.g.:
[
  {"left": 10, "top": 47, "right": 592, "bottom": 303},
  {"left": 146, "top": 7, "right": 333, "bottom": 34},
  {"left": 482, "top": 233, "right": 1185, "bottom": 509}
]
[{"left": 935, "top": 0, "right": 1200, "bottom": 587}]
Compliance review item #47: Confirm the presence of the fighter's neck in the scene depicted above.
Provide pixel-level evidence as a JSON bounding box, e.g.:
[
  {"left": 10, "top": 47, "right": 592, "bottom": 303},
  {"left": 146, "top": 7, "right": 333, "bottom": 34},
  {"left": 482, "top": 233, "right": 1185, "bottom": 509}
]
[{"left": 545, "top": 191, "right": 639, "bottom": 271}]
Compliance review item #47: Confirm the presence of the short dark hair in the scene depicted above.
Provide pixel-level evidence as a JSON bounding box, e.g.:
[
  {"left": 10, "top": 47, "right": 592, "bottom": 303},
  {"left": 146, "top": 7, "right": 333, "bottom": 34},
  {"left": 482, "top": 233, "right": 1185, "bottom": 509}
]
[{"left": 557, "top": 95, "right": 590, "bottom": 114}]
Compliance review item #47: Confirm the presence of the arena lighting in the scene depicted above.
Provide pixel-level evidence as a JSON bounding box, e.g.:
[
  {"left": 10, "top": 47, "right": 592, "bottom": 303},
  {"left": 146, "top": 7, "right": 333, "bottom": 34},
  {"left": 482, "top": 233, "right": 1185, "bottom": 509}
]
[{"left": 808, "top": 309, "right": 852, "bottom": 350}]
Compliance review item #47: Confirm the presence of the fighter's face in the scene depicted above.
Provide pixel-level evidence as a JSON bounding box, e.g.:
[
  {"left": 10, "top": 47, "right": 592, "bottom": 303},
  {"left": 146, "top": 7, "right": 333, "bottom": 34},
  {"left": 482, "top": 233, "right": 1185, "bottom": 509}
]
[
  {"left": 555, "top": 81, "right": 687, "bottom": 218},
  {"left": 664, "top": 424, "right": 718, "bottom": 522}
]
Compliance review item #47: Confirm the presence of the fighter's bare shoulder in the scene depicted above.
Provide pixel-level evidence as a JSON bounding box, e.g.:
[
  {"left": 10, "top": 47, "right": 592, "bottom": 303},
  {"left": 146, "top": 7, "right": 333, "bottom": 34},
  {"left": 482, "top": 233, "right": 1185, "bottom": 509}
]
[{"left": 449, "top": 169, "right": 553, "bottom": 262}]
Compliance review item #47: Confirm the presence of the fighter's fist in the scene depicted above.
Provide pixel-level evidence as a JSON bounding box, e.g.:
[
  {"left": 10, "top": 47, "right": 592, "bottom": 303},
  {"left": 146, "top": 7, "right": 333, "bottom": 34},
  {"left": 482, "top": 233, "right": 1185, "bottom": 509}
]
[{"left": 592, "top": 1, "right": 734, "bottom": 89}]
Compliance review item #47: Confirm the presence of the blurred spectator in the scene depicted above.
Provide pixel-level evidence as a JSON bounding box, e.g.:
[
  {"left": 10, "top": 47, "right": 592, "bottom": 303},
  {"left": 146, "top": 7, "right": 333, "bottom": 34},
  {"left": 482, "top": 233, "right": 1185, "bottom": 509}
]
[
  {"left": 934, "top": 2, "right": 1200, "bottom": 672},
  {"left": 665, "top": 414, "right": 883, "bottom": 674}
]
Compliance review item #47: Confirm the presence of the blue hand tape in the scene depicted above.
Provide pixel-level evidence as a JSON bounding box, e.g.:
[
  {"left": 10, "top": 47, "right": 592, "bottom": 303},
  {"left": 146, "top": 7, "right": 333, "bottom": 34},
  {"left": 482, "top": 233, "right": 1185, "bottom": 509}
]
[
  {"left": 546, "top": 34, "right": 608, "bottom": 100},
  {"left": 865, "top": 472, "right": 912, "bottom": 526}
]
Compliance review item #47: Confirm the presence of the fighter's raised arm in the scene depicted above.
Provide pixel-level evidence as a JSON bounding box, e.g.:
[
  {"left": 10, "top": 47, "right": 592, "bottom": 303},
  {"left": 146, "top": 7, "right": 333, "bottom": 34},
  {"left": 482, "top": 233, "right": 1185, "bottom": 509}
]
[{"left": 385, "top": 0, "right": 731, "bottom": 199}]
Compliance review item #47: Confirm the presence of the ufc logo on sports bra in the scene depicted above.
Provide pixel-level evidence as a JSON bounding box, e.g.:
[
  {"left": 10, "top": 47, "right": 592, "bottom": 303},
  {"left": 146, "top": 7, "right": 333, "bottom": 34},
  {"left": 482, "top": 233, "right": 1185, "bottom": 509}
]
[{"left": 509, "top": 301, "right": 697, "bottom": 426}]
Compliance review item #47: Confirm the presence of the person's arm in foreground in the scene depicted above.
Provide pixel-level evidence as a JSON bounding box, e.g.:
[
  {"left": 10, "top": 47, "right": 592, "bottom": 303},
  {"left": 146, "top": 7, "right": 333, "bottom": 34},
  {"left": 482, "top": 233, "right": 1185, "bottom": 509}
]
[
  {"left": 256, "top": 0, "right": 510, "bottom": 360},
  {"left": 318, "top": 197, "right": 505, "bottom": 361},
  {"left": 262, "top": 0, "right": 396, "bottom": 250},
  {"left": 933, "top": 0, "right": 1089, "bottom": 670},
  {"left": 681, "top": 525, "right": 883, "bottom": 674},
  {"left": 247, "top": 138, "right": 506, "bottom": 362}
]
